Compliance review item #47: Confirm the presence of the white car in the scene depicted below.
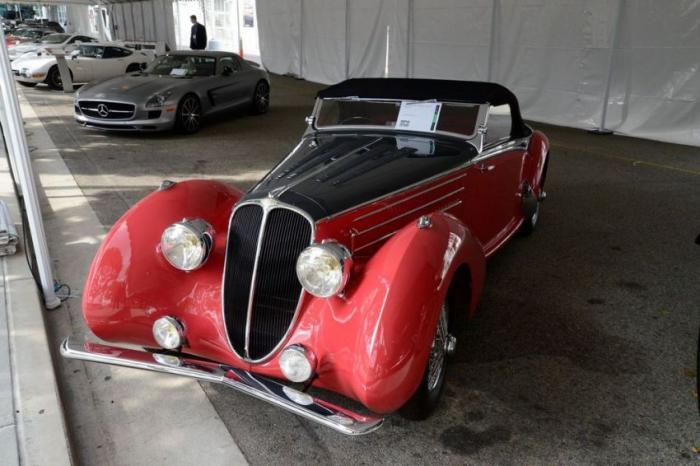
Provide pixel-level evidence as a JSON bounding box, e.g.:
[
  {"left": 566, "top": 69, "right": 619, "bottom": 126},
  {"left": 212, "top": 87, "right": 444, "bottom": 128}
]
[
  {"left": 8, "top": 33, "right": 98, "bottom": 61},
  {"left": 11, "top": 42, "right": 157, "bottom": 90}
]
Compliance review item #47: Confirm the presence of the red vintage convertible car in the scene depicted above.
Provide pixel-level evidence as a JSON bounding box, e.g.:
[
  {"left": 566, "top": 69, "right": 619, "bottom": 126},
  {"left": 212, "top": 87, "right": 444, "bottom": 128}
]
[{"left": 61, "top": 79, "right": 549, "bottom": 435}]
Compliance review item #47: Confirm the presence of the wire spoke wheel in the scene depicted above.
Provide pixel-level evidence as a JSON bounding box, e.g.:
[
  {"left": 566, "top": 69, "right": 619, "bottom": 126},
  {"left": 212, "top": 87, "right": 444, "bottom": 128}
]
[{"left": 427, "top": 303, "right": 449, "bottom": 392}]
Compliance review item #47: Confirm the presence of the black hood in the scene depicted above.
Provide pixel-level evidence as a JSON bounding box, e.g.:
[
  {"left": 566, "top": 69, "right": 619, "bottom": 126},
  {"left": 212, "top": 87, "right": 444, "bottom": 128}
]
[{"left": 245, "top": 132, "right": 477, "bottom": 220}]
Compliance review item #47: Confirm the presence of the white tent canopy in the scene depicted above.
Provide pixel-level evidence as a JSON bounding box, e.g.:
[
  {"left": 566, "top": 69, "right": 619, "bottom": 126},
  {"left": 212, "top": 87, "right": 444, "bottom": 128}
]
[{"left": 257, "top": 0, "right": 700, "bottom": 147}]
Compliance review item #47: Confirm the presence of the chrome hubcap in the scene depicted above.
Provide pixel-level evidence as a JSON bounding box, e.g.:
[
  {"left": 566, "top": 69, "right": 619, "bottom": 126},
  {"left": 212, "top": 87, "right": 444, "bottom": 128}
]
[
  {"left": 181, "top": 98, "right": 200, "bottom": 131},
  {"left": 427, "top": 303, "right": 449, "bottom": 391}
]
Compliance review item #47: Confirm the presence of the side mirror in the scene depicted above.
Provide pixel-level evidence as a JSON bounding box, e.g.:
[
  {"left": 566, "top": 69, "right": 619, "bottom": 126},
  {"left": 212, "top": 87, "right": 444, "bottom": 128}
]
[
  {"left": 70, "top": 50, "right": 79, "bottom": 60},
  {"left": 222, "top": 65, "right": 234, "bottom": 76}
]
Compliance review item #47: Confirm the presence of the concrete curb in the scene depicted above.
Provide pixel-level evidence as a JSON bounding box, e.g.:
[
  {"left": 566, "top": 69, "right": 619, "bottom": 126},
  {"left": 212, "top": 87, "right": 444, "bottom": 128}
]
[
  {"left": 17, "top": 89, "right": 248, "bottom": 465},
  {"left": 0, "top": 145, "right": 72, "bottom": 464}
]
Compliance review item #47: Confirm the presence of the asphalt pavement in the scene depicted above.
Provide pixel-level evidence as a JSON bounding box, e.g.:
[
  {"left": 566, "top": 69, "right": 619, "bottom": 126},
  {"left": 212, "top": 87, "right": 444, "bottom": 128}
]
[{"left": 22, "top": 74, "right": 700, "bottom": 465}]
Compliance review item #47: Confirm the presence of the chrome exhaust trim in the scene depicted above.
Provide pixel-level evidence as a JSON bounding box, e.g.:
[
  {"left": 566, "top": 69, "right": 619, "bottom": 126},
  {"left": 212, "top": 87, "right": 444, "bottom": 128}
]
[{"left": 60, "top": 338, "right": 383, "bottom": 436}]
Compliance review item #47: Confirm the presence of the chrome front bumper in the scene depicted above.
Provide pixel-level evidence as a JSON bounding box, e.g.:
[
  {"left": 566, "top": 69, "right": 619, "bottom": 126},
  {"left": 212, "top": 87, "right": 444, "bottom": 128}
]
[{"left": 60, "top": 338, "right": 383, "bottom": 435}]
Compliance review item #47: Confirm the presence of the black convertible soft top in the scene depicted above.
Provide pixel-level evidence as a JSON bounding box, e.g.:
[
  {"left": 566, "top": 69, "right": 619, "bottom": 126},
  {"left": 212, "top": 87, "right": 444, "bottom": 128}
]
[{"left": 317, "top": 78, "right": 528, "bottom": 138}]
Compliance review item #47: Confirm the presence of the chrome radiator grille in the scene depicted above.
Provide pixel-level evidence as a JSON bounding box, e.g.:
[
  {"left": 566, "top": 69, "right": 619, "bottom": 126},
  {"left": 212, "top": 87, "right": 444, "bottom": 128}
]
[{"left": 222, "top": 202, "right": 313, "bottom": 361}]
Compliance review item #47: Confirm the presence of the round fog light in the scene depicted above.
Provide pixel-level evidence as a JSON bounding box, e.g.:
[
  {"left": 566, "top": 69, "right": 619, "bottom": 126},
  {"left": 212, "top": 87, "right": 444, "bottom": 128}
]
[
  {"left": 152, "top": 316, "right": 184, "bottom": 349},
  {"left": 279, "top": 345, "right": 315, "bottom": 383}
]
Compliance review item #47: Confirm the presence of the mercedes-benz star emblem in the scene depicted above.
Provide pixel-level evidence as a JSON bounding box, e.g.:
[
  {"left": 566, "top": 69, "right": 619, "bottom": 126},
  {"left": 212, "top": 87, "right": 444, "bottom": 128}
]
[{"left": 96, "top": 103, "right": 110, "bottom": 118}]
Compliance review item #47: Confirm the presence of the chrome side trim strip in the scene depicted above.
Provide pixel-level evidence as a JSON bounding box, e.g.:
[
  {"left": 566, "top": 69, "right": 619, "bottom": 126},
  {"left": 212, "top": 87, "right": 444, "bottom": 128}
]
[
  {"left": 354, "top": 198, "right": 463, "bottom": 252},
  {"left": 352, "top": 173, "right": 467, "bottom": 222},
  {"left": 60, "top": 338, "right": 383, "bottom": 436},
  {"left": 353, "top": 187, "right": 464, "bottom": 236},
  {"left": 323, "top": 164, "right": 472, "bottom": 222},
  {"left": 474, "top": 135, "right": 530, "bottom": 162}
]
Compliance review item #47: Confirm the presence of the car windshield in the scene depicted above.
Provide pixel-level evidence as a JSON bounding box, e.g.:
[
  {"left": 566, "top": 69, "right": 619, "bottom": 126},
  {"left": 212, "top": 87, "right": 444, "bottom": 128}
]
[
  {"left": 20, "top": 29, "right": 45, "bottom": 40},
  {"left": 315, "top": 98, "right": 483, "bottom": 139},
  {"left": 79, "top": 45, "right": 105, "bottom": 58},
  {"left": 144, "top": 55, "right": 216, "bottom": 77},
  {"left": 41, "top": 34, "right": 69, "bottom": 44}
]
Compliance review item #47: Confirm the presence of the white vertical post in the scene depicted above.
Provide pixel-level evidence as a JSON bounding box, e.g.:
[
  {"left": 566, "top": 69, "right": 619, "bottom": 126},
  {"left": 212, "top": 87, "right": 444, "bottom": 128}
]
[
  {"left": 595, "top": 0, "right": 625, "bottom": 134},
  {"left": 406, "top": 0, "right": 413, "bottom": 78},
  {"left": 384, "top": 25, "right": 390, "bottom": 77},
  {"left": 236, "top": 0, "right": 243, "bottom": 57},
  {"left": 487, "top": 0, "right": 499, "bottom": 82},
  {"left": 0, "top": 30, "right": 61, "bottom": 309},
  {"left": 299, "top": 0, "right": 304, "bottom": 78},
  {"left": 344, "top": 0, "right": 350, "bottom": 79}
]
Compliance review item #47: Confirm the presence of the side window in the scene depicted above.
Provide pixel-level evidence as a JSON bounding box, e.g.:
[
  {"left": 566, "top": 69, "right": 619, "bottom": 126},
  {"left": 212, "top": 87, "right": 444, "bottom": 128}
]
[
  {"left": 484, "top": 104, "right": 512, "bottom": 147},
  {"left": 103, "top": 47, "right": 132, "bottom": 59},
  {"left": 218, "top": 56, "right": 241, "bottom": 74}
]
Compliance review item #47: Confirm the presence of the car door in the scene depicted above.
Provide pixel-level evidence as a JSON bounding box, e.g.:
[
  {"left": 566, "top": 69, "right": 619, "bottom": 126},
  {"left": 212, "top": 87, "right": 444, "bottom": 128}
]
[
  {"left": 94, "top": 46, "right": 132, "bottom": 79},
  {"left": 69, "top": 45, "right": 104, "bottom": 82},
  {"left": 208, "top": 55, "right": 251, "bottom": 108},
  {"left": 462, "top": 105, "right": 526, "bottom": 253}
]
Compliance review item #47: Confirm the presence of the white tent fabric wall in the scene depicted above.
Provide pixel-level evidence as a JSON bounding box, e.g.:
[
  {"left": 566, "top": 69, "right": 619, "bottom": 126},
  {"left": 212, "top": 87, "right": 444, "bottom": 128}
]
[
  {"left": 605, "top": 1, "right": 700, "bottom": 145},
  {"left": 110, "top": 0, "right": 177, "bottom": 49},
  {"left": 256, "top": 0, "right": 302, "bottom": 76},
  {"left": 64, "top": 4, "right": 96, "bottom": 37},
  {"left": 172, "top": 0, "right": 203, "bottom": 49},
  {"left": 348, "top": 0, "right": 408, "bottom": 79},
  {"left": 257, "top": 0, "right": 700, "bottom": 147}
]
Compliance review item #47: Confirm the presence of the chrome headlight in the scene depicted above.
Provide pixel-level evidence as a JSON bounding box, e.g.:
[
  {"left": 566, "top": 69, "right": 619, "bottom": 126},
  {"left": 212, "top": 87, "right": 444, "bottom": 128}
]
[
  {"left": 279, "top": 345, "right": 315, "bottom": 383},
  {"left": 152, "top": 316, "right": 184, "bottom": 349},
  {"left": 145, "top": 90, "right": 172, "bottom": 108},
  {"left": 160, "top": 219, "right": 213, "bottom": 271},
  {"left": 295, "top": 242, "right": 352, "bottom": 298}
]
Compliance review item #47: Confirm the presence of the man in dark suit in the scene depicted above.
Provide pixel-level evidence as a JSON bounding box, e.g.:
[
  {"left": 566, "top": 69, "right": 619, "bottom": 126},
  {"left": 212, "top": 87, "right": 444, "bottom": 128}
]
[{"left": 190, "top": 15, "right": 207, "bottom": 50}]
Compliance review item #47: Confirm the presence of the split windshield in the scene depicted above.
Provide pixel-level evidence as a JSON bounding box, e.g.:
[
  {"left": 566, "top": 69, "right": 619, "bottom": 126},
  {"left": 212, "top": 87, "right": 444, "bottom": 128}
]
[
  {"left": 144, "top": 55, "right": 217, "bottom": 77},
  {"left": 315, "top": 98, "right": 482, "bottom": 139}
]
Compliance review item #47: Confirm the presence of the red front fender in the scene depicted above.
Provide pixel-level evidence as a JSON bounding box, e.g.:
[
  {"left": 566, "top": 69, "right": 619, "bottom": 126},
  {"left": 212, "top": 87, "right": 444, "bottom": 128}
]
[
  {"left": 82, "top": 180, "right": 244, "bottom": 364},
  {"left": 348, "top": 212, "right": 485, "bottom": 411},
  {"left": 263, "top": 212, "right": 485, "bottom": 413}
]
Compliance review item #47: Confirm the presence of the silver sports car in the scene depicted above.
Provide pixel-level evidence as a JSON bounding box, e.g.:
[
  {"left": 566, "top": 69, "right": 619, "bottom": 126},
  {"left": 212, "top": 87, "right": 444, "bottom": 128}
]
[{"left": 74, "top": 51, "right": 270, "bottom": 133}]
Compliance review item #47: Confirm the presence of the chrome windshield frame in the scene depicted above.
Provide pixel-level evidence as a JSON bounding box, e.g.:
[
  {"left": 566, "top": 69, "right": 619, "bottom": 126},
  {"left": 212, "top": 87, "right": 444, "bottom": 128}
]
[{"left": 309, "top": 97, "right": 489, "bottom": 148}]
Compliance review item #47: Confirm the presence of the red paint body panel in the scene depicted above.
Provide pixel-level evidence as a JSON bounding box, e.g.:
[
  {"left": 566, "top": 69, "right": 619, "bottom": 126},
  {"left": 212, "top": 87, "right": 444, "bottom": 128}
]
[{"left": 82, "top": 130, "right": 549, "bottom": 413}]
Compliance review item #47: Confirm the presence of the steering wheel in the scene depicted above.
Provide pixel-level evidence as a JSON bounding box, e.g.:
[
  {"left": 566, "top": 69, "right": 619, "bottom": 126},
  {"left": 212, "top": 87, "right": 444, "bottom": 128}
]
[{"left": 339, "top": 116, "right": 372, "bottom": 125}]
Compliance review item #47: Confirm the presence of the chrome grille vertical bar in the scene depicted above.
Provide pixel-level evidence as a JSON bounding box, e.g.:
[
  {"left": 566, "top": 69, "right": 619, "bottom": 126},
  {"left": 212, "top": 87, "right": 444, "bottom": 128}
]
[{"left": 243, "top": 204, "right": 270, "bottom": 359}]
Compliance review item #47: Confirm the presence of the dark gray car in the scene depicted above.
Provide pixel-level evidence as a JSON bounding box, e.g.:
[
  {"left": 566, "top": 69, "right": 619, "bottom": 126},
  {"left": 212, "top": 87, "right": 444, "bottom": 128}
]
[{"left": 74, "top": 50, "right": 270, "bottom": 133}]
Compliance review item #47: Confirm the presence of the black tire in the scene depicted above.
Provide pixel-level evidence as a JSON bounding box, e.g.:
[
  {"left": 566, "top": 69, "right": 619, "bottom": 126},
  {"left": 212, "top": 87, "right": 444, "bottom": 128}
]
[
  {"left": 251, "top": 80, "right": 270, "bottom": 114},
  {"left": 18, "top": 81, "right": 37, "bottom": 88},
  {"left": 46, "top": 66, "right": 63, "bottom": 90},
  {"left": 519, "top": 196, "right": 540, "bottom": 236},
  {"left": 520, "top": 154, "right": 549, "bottom": 236},
  {"left": 175, "top": 94, "right": 202, "bottom": 134},
  {"left": 399, "top": 301, "right": 450, "bottom": 420},
  {"left": 125, "top": 63, "right": 141, "bottom": 73}
]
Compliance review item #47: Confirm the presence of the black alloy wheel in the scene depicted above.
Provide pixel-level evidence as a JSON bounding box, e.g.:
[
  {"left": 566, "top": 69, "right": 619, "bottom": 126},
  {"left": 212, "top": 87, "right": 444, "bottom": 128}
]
[
  {"left": 252, "top": 80, "right": 270, "bottom": 114},
  {"left": 176, "top": 95, "right": 202, "bottom": 134}
]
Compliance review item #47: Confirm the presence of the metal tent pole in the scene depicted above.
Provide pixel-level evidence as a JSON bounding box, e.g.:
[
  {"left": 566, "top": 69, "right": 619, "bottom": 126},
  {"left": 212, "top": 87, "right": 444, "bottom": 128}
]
[
  {"left": 344, "top": 0, "right": 350, "bottom": 79},
  {"left": 0, "top": 29, "right": 61, "bottom": 309},
  {"left": 592, "top": 0, "right": 625, "bottom": 135},
  {"left": 487, "top": 0, "right": 499, "bottom": 82}
]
